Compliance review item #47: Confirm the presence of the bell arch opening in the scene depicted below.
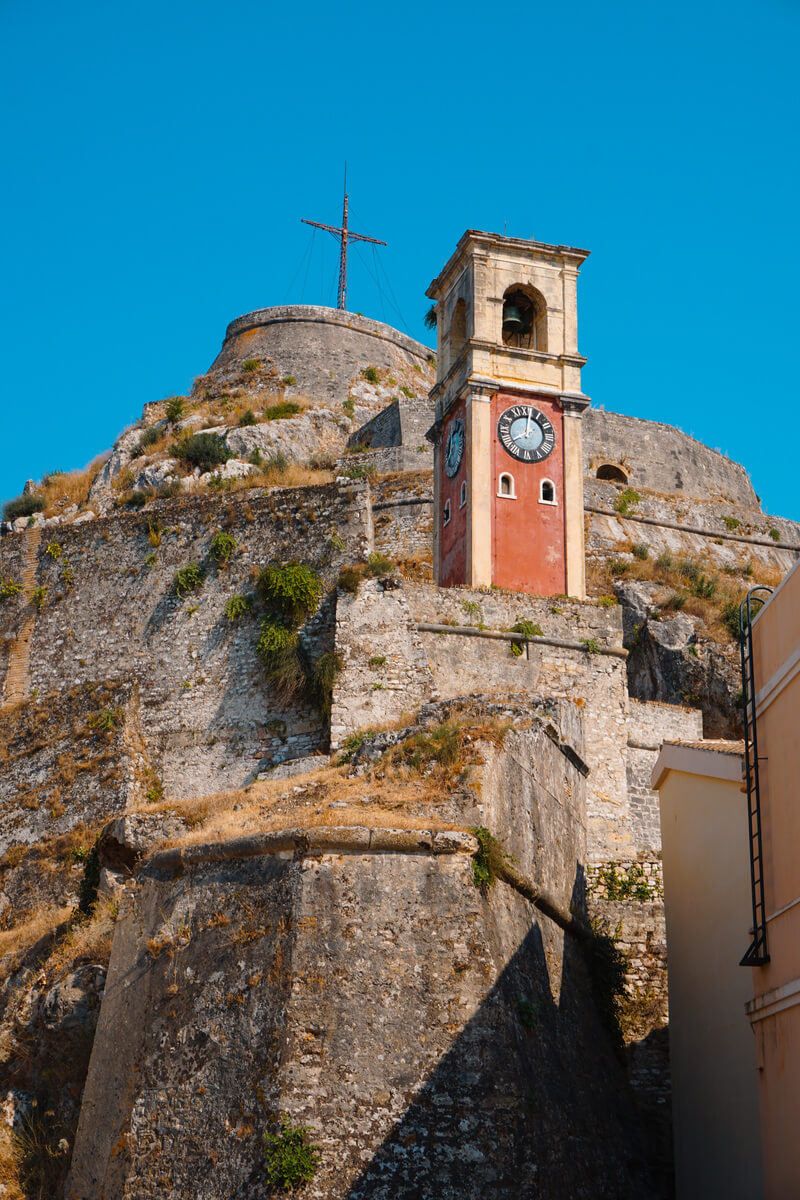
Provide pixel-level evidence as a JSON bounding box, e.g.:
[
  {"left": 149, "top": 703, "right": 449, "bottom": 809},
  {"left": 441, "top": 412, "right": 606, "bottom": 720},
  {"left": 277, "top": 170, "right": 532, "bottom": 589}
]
[{"left": 502, "top": 285, "right": 547, "bottom": 352}]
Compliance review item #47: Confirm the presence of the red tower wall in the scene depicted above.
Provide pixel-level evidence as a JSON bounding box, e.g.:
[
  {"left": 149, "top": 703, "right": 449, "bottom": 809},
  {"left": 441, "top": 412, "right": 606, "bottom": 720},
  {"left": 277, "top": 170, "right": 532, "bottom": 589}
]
[
  {"left": 439, "top": 400, "right": 467, "bottom": 587},
  {"left": 490, "top": 392, "right": 567, "bottom": 595}
]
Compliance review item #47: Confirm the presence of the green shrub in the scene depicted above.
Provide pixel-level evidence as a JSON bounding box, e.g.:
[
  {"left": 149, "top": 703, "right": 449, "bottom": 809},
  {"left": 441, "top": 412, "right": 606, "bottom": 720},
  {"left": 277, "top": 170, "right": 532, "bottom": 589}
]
[
  {"left": 462, "top": 599, "right": 484, "bottom": 623},
  {"left": 337, "top": 564, "right": 365, "bottom": 593},
  {"left": 3, "top": 493, "right": 45, "bottom": 521},
  {"left": 88, "top": 708, "right": 122, "bottom": 732},
  {"left": 367, "top": 552, "right": 393, "bottom": 576},
  {"left": 512, "top": 619, "right": 543, "bottom": 639},
  {"left": 136, "top": 425, "right": 163, "bottom": 455},
  {"left": 342, "top": 463, "right": 376, "bottom": 481},
  {"left": 310, "top": 651, "right": 342, "bottom": 718},
  {"left": 613, "top": 488, "right": 640, "bottom": 515},
  {"left": 581, "top": 637, "right": 601, "bottom": 655},
  {"left": 723, "top": 515, "right": 741, "bottom": 531},
  {"left": 172, "top": 433, "right": 231, "bottom": 473},
  {"left": 471, "top": 826, "right": 501, "bottom": 892},
  {"left": 224, "top": 593, "right": 252, "bottom": 622},
  {"left": 210, "top": 530, "right": 237, "bottom": 564},
  {"left": 264, "top": 401, "right": 301, "bottom": 421},
  {"left": 665, "top": 592, "right": 687, "bottom": 610},
  {"left": 678, "top": 558, "right": 700, "bottom": 582},
  {"left": 0, "top": 577, "right": 23, "bottom": 599},
  {"left": 263, "top": 1122, "right": 320, "bottom": 1191},
  {"left": 242, "top": 359, "right": 260, "bottom": 373},
  {"left": 368, "top": 655, "right": 386, "bottom": 668},
  {"left": 632, "top": 543, "right": 649, "bottom": 560},
  {"left": 596, "top": 596, "right": 617, "bottom": 608},
  {"left": 127, "top": 490, "right": 149, "bottom": 509},
  {"left": 257, "top": 618, "right": 306, "bottom": 701},
  {"left": 77, "top": 844, "right": 101, "bottom": 916},
  {"left": 239, "top": 409, "right": 257, "bottom": 427},
  {"left": 338, "top": 730, "right": 369, "bottom": 763},
  {"left": 609, "top": 558, "right": 630, "bottom": 575},
  {"left": 655, "top": 551, "right": 673, "bottom": 570},
  {"left": 769, "top": 527, "right": 781, "bottom": 542},
  {"left": 722, "top": 599, "right": 742, "bottom": 639},
  {"left": 173, "top": 563, "right": 204, "bottom": 598},
  {"left": 361, "top": 366, "right": 380, "bottom": 384},
  {"left": 342, "top": 398, "right": 355, "bottom": 417},
  {"left": 282, "top": 375, "right": 296, "bottom": 385},
  {"left": 30, "top": 585, "right": 48, "bottom": 609},
  {"left": 400, "top": 385, "right": 415, "bottom": 399},
  {"left": 165, "top": 396, "right": 185, "bottom": 424},
  {"left": 600, "top": 862, "right": 652, "bottom": 901},
  {"left": 346, "top": 442, "right": 370, "bottom": 455},
  {"left": 258, "top": 562, "right": 322, "bottom": 623},
  {"left": 690, "top": 573, "right": 717, "bottom": 599}
]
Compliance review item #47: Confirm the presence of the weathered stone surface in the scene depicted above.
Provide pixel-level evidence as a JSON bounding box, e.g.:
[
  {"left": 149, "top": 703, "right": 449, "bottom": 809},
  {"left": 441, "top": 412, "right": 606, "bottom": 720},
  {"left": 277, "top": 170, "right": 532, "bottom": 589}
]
[
  {"left": 40, "top": 964, "right": 106, "bottom": 1033},
  {"left": 98, "top": 812, "right": 190, "bottom": 872},
  {"left": 68, "top": 827, "right": 655, "bottom": 1199}
]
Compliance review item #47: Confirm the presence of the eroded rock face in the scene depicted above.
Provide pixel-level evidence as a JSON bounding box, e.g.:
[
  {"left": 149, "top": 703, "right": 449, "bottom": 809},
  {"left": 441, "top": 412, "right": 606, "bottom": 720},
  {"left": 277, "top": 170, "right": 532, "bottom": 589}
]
[
  {"left": 616, "top": 581, "right": 742, "bottom": 737},
  {"left": 41, "top": 965, "right": 106, "bottom": 1034}
]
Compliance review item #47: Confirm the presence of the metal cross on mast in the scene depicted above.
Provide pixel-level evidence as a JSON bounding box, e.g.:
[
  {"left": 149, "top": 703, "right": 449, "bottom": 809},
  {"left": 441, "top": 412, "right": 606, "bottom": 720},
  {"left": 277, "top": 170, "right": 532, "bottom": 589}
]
[{"left": 301, "top": 166, "right": 386, "bottom": 311}]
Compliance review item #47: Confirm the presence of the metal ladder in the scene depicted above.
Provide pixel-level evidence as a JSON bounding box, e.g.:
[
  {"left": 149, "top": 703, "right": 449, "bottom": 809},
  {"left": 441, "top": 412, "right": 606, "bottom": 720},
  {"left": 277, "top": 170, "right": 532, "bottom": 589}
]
[{"left": 739, "top": 586, "right": 773, "bottom": 967}]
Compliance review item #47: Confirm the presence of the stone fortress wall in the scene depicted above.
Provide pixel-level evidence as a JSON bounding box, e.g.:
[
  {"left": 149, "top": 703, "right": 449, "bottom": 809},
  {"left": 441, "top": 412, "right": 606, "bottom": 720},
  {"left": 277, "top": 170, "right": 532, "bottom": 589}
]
[
  {"left": 1, "top": 305, "right": 796, "bottom": 1198},
  {"left": 207, "top": 305, "right": 434, "bottom": 406}
]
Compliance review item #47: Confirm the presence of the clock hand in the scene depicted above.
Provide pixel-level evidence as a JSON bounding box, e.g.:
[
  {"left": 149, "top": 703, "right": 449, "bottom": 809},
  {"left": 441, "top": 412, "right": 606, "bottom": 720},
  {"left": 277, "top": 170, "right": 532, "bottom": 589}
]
[{"left": 525, "top": 410, "right": 531, "bottom": 438}]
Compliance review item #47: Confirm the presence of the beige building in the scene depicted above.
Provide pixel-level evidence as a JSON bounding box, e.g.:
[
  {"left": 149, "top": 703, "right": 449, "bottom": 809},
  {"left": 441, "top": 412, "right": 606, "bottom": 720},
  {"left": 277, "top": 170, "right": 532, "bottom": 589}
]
[
  {"left": 742, "top": 558, "right": 800, "bottom": 1198},
  {"left": 652, "top": 741, "right": 763, "bottom": 1200}
]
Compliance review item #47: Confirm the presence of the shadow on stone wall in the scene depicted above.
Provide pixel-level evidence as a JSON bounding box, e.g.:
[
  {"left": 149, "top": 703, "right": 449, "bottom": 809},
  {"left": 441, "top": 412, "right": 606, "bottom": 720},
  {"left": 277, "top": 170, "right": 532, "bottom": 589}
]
[{"left": 340, "top": 868, "right": 660, "bottom": 1200}]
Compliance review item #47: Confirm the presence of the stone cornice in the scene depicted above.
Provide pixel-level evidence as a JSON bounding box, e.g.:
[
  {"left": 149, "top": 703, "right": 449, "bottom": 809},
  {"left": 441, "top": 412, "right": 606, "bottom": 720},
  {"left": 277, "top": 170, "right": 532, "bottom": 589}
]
[{"left": 427, "top": 229, "right": 591, "bottom": 298}]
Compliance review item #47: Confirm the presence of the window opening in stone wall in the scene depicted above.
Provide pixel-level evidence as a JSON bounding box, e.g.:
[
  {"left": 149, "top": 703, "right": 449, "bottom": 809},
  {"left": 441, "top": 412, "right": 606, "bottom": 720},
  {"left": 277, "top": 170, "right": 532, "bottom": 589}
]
[
  {"left": 448, "top": 298, "right": 467, "bottom": 368},
  {"left": 498, "top": 473, "right": 516, "bottom": 498},
  {"left": 459, "top": 481, "right": 467, "bottom": 508},
  {"left": 502, "top": 286, "right": 547, "bottom": 352},
  {"left": 596, "top": 464, "right": 628, "bottom": 484},
  {"left": 540, "top": 479, "right": 556, "bottom": 504},
  {"left": 443, "top": 499, "right": 451, "bottom": 525}
]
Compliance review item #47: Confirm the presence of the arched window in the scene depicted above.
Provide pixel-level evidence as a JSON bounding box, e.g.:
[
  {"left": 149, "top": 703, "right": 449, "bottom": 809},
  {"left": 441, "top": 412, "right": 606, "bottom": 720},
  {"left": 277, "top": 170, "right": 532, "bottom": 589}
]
[
  {"left": 459, "top": 481, "right": 467, "bottom": 508},
  {"left": 596, "top": 464, "right": 628, "bottom": 484},
  {"left": 540, "top": 479, "right": 556, "bottom": 505},
  {"left": 497, "top": 473, "right": 516, "bottom": 499},
  {"left": 502, "top": 285, "right": 547, "bottom": 352},
  {"left": 443, "top": 499, "right": 451, "bottom": 525},
  {"left": 448, "top": 298, "right": 467, "bottom": 368}
]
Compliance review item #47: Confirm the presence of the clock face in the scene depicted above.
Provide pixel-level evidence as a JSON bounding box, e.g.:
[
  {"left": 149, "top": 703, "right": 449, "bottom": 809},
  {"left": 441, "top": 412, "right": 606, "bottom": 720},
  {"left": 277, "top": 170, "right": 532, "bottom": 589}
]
[
  {"left": 497, "top": 404, "right": 555, "bottom": 463},
  {"left": 444, "top": 417, "right": 465, "bottom": 477}
]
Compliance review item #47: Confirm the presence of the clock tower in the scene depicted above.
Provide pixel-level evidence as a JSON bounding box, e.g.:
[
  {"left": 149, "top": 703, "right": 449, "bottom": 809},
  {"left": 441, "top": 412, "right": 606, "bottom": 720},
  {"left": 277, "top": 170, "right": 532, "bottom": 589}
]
[{"left": 426, "top": 230, "right": 590, "bottom": 598}]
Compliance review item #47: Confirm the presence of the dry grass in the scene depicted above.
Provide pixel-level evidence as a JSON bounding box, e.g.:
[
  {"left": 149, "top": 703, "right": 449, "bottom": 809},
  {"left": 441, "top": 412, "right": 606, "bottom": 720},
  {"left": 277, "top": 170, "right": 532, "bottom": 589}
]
[
  {"left": 39, "top": 456, "right": 107, "bottom": 516},
  {"left": 588, "top": 550, "right": 786, "bottom": 645},
  {"left": 0, "top": 904, "right": 72, "bottom": 969},
  {"left": 202, "top": 462, "right": 333, "bottom": 496}
]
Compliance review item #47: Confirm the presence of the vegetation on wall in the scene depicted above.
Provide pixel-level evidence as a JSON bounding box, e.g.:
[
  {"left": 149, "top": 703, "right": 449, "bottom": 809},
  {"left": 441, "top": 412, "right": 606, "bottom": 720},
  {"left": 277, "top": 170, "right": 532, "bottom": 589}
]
[
  {"left": 171, "top": 433, "right": 231, "bottom": 473},
  {"left": 263, "top": 1122, "right": 321, "bottom": 1190}
]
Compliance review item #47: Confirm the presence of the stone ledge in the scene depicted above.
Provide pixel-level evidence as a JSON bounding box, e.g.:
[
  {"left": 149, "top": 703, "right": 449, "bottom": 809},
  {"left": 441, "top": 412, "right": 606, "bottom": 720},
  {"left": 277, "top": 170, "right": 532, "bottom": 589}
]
[
  {"left": 415, "top": 621, "right": 628, "bottom": 659},
  {"left": 145, "top": 825, "right": 479, "bottom": 875},
  {"left": 586, "top": 505, "right": 800, "bottom": 552}
]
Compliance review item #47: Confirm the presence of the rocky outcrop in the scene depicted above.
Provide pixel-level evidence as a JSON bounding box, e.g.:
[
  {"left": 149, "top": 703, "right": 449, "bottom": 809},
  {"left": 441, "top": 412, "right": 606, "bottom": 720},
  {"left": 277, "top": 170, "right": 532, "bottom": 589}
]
[{"left": 615, "top": 581, "right": 742, "bottom": 737}]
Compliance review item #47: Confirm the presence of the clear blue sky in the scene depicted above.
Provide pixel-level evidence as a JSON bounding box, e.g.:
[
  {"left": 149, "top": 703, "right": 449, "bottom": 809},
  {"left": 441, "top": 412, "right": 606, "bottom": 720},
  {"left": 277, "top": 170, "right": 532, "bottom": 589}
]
[{"left": 2, "top": 0, "right": 799, "bottom": 518}]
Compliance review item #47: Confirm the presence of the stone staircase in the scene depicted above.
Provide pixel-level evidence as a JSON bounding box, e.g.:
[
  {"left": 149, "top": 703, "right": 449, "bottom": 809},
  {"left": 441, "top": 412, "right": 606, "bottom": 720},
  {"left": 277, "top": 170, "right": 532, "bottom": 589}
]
[{"left": 2, "top": 527, "right": 42, "bottom": 707}]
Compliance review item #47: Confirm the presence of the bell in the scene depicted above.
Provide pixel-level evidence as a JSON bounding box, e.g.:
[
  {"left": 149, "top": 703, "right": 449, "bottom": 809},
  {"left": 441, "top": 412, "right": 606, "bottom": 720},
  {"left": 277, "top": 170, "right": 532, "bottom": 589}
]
[{"left": 502, "top": 303, "right": 526, "bottom": 335}]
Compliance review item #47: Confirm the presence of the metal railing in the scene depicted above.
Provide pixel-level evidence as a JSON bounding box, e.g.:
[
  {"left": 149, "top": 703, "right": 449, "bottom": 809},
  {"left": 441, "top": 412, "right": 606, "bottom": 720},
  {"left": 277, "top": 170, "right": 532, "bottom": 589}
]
[{"left": 739, "top": 586, "right": 773, "bottom": 967}]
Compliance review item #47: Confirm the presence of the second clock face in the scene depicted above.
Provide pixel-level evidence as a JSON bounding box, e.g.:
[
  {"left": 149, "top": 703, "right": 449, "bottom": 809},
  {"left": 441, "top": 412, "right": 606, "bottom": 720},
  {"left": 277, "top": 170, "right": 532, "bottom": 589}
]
[
  {"left": 444, "top": 417, "right": 465, "bottom": 477},
  {"left": 497, "top": 405, "right": 555, "bottom": 463}
]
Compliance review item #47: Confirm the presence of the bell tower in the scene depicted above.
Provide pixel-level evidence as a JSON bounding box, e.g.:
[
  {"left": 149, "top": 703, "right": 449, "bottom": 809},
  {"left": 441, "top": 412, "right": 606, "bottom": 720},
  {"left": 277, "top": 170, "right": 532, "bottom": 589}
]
[{"left": 426, "top": 230, "right": 590, "bottom": 598}]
